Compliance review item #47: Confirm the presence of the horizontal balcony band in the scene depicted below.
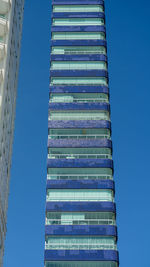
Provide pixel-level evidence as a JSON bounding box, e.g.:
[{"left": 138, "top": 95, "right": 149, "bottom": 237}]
[
  {"left": 49, "top": 102, "right": 110, "bottom": 111},
  {"left": 50, "top": 54, "right": 107, "bottom": 62},
  {"left": 47, "top": 173, "right": 113, "bottom": 181},
  {"left": 52, "top": 12, "right": 105, "bottom": 19},
  {"left": 51, "top": 26, "right": 106, "bottom": 33},
  {"left": 48, "top": 138, "right": 112, "bottom": 148},
  {"left": 52, "top": 0, "right": 104, "bottom": 5},
  {"left": 48, "top": 120, "right": 111, "bottom": 129},
  {"left": 45, "top": 225, "right": 117, "bottom": 236},
  {"left": 47, "top": 158, "right": 113, "bottom": 169},
  {"left": 50, "top": 70, "right": 108, "bottom": 77},
  {"left": 48, "top": 154, "right": 112, "bottom": 160},
  {"left": 48, "top": 135, "right": 111, "bottom": 141},
  {"left": 46, "top": 180, "right": 114, "bottom": 190},
  {"left": 46, "top": 218, "right": 116, "bottom": 226},
  {"left": 45, "top": 249, "right": 119, "bottom": 262},
  {"left": 46, "top": 201, "right": 116, "bottom": 212},
  {"left": 50, "top": 40, "right": 107, "bottom": 47},
  {"left": 49, "top": 85, "right": 109, "bottom": 94}
]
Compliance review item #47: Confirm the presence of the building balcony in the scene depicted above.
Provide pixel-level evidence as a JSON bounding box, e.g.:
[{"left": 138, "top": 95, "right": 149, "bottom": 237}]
[
  {"left": 48, "top": 154, "right": 112, "bottom": 160},
  {"left": 49, "top": 97, "right": 109, "bottom": 104},
  {"left": 47, "top": 165, "right": 113, "bottom": 181},
  {"left": 49, "top": 109, "right": 110, "bottom": 121},
  {"left": 46, "top": 211, "right": 116, "bottom": 226},
  {"left": 48, "top": 146, "right": 112, "bottom": 160},
  {"left": 47, "top": 174, "right": 113, "bottom": 180},
  {"left": 0, "top": 0, "right": 10, "bottom": 14},
  {"left": 48, "top": 127, "right": 111, "bottom": 141},
  {"left": 46, "top": 188, "right": 114, "bottom": 203},
  {"left": 51, "top": 45, "right": 106, "bottom": 56},
  {"left": 45, "top": 218, "right": 116, "bottom": 226},
  {"left": 48, "top": 133, "right": 110, "bottom": 140},
  {"left": 45, "top": 210, "right": 116, "bottom": 226},
  {"left": 0, "top": 17, "right": 8, "bottom": 36}
]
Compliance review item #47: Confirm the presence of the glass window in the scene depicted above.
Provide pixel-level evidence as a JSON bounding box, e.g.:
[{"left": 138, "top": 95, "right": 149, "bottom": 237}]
[
  {"left": 52, "top": 32, "right": 105, "bottom": 40},
  {"left": 46, "top": 189, "right": 114, "bottom": 202},
  {"left": 47, "top": 167, "right": 112, "bottom": 175},
  {"left": 46, "top": 212, "right": 116, "bottom": 226},
  {"left": 49, "top": 128, "right": 110, "bottom": 136},
  {"left": 53, "top": 5, "right": 104, "bottom": 13},
  {"left": 52, "top": 18, "right": 104, "bottom": 26},
  {"left": 48, "top": 128, "right": 111, "bottom": 140},
  {"left": 50, "top": 77, "right": 108, "bottom": 86},
  {"left": 48, "top": 147, "right": 112, "bottom": 159},
  {"left": 49, "top": 93, "right": 109, "bottom": 103},
  {"left": 45, "top": 236, "right": 116, "bottom": 250},
  {"left": 49, "top": 110, "right": 110, "bottom": 121},
  {"left": 51, "top": 61, "right": 107, "bottom": 70},
  {"left": 47, "top": 167, "right": 113, "bottom": 180},
  {"left": 51, "top": 46, "right": 106, "bottom": 55}
]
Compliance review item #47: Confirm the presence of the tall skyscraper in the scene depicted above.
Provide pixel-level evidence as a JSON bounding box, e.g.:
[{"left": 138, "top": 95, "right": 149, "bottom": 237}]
[
  {"left": 45, "top": 0, "right": 119, "bottom": 266},
  {"left": 0, "top": 0, "right": 24, "bottom": 265}
]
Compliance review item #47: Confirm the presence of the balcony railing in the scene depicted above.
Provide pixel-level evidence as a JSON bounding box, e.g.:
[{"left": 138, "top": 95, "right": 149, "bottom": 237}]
[
  {"left": 48, "top": 134, "right": 110, "bottom": 140},
  {"left": 45, "top": 244, "right": 117, "bottom": 250},
  {"left": 45, "top": 218, "right": 116, "bottom": 226},
  {"left": 54, "top": 51, "right": 106, "bottom": 55},
  {"left": 46, "top": 196, "right": 114, "bottom": 202},
  {"left": 48, "top": 154, "right": 112, "bottom": 159},
  {"left": 49, "top": 98, "right": 108, "bottom": 103},
  {"left": 47, "top": 174, "right": 113, "bottom": 180},
  {"left": 51, "top": 67, "right": 107, "bottom": 71},
  {"left": 49, "top": 115, "right": 110, "bottom": 121}
]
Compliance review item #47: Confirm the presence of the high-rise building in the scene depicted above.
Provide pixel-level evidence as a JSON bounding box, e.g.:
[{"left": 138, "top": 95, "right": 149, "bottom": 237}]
[
  {"left": 45, "top": 0, "right": 119, "bottom": 266},
  {"left": 0, "top": 0, "right": 24, "bottom": 265}
]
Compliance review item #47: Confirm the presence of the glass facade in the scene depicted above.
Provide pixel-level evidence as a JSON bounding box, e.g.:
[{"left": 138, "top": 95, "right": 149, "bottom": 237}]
[{"left": 45, "top": 0, "right": 119, "bottom": 266}]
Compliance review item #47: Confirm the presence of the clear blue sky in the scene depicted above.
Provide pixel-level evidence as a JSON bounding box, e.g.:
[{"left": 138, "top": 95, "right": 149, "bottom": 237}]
[{"left": 3, "top": 0, "right": 150, "bottom": 266}]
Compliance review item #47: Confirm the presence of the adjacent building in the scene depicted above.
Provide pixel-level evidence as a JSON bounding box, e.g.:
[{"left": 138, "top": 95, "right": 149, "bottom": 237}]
[
  {"left": 45, "top": 0, "right": 119, "bottom": 266},
  {"left": 0, "top": 0, "right": 24, "bottom": 265}
]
